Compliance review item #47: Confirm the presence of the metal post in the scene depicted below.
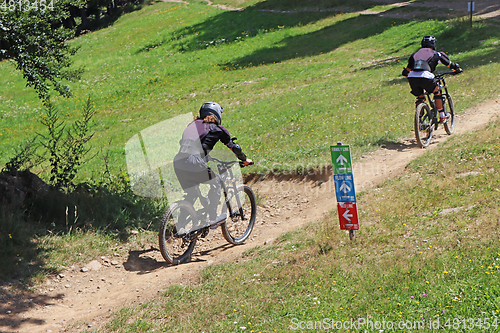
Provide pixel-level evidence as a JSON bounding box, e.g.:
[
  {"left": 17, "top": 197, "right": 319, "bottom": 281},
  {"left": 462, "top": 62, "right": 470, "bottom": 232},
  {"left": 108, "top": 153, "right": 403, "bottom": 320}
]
[{"left": 468, "top": 1, "right": 475, "bottom": 28}]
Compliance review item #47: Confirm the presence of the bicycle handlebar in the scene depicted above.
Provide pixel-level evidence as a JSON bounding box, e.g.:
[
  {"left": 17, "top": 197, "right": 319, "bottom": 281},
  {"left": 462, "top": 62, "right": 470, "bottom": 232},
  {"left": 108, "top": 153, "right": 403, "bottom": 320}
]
[
  {"left": 435, "top": 69, "right": 463, "bottom": 79},
  {"left": 207, "top": 156, "right": 254, "bottom": 168}
]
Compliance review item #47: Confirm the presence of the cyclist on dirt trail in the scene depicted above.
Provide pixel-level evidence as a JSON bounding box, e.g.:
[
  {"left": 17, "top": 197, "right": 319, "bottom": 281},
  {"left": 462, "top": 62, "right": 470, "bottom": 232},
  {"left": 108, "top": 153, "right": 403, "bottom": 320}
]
[
  {"left": 173, "top": 102, "right": 253, "bottom": 229},
  {"left": 402, "top": 35, "right": 461, "bottom": 123}
]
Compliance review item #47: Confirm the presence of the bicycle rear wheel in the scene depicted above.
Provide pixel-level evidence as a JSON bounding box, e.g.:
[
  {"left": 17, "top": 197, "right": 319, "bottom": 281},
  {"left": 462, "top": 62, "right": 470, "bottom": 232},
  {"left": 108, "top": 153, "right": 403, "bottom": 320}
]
[
  {"left": 222, "top": 185, "right": 257, "bottom": 245},
  {"left": 443, "top": 93, "right": 455, "bottom": 135},
  {"left": 158, "top": 201, "right": 197, "bottom": 265},
  {"left": 414, "top": 103, "right": 434, "bottom": 148}
]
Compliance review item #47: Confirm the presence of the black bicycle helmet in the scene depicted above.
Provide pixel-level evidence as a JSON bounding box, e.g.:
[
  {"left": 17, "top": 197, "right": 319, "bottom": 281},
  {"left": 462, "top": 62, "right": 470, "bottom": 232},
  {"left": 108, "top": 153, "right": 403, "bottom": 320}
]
[
  {"left": 421, "top": 35, "right": 437, "bottom": 50},
  {"left": 199, "top": 102, "right": 224, "bottom": 125}
]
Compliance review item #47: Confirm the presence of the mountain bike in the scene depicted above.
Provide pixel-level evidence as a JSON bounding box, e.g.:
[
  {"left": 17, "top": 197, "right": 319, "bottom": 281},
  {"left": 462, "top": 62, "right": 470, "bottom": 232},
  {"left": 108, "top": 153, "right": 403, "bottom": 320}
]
[
  {"left": 414, "top": 70, "right": 463, "bottom": 148},
  {"left": 158, "top": 157, "right": 257, "bottom": 265}
]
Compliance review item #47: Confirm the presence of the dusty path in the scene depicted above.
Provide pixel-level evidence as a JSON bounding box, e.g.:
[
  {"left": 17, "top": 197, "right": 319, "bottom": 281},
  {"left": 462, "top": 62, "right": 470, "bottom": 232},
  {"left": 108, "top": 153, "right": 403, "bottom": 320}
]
[{"left": 1, "top": 96, "right": 498, "bottom": 332}]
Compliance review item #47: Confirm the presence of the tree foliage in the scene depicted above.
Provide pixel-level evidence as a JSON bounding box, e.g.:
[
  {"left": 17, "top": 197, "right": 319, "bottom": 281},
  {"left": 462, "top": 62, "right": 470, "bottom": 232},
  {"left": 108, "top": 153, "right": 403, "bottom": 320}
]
[
  {"left": 0, "top": 0, "right": 147, "bottom": 102},
  {"left": 0, "top": 7, "right": 82, "bottom": 101}
]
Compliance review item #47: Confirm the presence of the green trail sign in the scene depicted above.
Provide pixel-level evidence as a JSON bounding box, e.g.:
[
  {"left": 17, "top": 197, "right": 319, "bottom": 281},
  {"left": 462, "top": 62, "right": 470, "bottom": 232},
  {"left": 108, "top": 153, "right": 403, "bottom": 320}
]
[{"left": 330, "top": 144, "right": 352, "bottom": 174}]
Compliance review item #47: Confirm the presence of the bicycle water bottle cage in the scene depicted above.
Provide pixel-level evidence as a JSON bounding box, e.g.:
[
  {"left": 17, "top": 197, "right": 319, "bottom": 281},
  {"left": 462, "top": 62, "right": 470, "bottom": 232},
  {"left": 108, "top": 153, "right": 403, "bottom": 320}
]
[{"left": 413, "top": 59, "right": 431, "bottom": 72}]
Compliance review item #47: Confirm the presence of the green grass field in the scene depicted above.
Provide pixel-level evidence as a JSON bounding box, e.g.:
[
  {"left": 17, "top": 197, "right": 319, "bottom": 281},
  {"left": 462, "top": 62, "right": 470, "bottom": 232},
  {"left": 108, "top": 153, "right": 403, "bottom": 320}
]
[
  {"left": 1, "top": 0, "right": 500, "bottom": 330},
  {"left": 1, "top": 0, "right": 499, "bottom": 177}
]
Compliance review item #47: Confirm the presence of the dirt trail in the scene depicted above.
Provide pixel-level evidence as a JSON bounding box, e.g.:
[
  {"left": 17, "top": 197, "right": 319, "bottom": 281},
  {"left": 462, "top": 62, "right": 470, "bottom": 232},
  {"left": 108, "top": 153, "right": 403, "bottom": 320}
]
[{"left": 0, "top": 96, "right": 498, "bottom": 332}]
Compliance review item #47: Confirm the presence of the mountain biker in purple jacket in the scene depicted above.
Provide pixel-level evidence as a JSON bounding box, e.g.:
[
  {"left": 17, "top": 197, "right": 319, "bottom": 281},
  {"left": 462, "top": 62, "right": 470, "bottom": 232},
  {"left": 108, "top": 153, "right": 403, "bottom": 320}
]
[
  {"left": 402, "top": 35, "right": 461, "bottom": 123},
  {"left": 173, "top": 102, "right": 252, "bottom": 229}
]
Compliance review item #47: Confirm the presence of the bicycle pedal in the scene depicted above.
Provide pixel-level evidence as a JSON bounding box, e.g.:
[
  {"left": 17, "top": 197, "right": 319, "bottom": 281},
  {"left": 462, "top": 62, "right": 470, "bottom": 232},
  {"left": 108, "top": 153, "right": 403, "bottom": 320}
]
[{"left": 209, "top": 219, "right": 226, "bottom": 230}]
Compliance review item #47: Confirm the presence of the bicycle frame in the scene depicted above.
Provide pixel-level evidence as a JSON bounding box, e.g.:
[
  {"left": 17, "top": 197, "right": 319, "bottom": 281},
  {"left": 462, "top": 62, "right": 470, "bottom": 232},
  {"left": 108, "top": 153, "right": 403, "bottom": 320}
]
[
  {"left": 414, "top": 70, "right": 462, "bottom": 148},
  {"left": 216, "top": 159, "right": 247, "bottom": 222},
  {"left": 180, "top": 158, "right": 245, "bottom": 242},
  {"left": 424, "top": 73, "right": 451, "bottom": 128}
]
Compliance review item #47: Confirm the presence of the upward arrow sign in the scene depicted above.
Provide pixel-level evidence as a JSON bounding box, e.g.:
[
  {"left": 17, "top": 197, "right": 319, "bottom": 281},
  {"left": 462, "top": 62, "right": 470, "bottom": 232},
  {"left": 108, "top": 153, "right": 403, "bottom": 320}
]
[
  {"left": 336, "top": 154, "right": 348, "bottom": 166},
  {"left": 339, "top": 182, "right": 351, "bottom": 194},
  {"left": 331, "top": 145, "right": 352, "bottom": 175}
]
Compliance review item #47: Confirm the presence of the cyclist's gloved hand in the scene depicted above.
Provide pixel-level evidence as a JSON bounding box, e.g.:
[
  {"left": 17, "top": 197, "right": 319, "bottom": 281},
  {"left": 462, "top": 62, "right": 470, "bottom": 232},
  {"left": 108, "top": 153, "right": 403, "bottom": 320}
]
[
  {"left": 402, "top": 68, "right": 410, "bottom": 77},
  {"left": 450, "top": 62, "right": 460, "bottom": 71}
]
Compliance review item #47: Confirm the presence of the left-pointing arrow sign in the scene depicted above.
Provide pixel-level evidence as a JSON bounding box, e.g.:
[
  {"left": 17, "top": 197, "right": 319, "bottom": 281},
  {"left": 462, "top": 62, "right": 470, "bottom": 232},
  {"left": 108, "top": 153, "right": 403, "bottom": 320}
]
[{"left": 343, "top": 209, "right": 353, "bottom": 222}]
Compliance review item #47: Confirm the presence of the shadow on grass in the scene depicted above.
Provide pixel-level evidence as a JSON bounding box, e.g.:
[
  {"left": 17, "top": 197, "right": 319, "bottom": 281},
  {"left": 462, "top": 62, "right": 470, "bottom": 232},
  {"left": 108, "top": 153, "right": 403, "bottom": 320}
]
[
  {"left": 138, "top": 8, "right": 334, "bottom": 53},
  {"left": 139, "top": 0, "right": 500, "bottom": 66},
  {"left": 0, "top": 177, "right": 166, "bottom": 284},
  {"left": 224, "top": 15, "right": 407, "bottom": 69},
  {"left": 244, "top": 0, "right": 387, "bottom": 12},
  {"left": 0, "top": 172, "right": 166, "bottom": 331},
  {"left": 137, "top": 0, "right": 394, "bottom": 54},
  {"left": 223, "top": 2, "right": 500, "bottom": 70}
]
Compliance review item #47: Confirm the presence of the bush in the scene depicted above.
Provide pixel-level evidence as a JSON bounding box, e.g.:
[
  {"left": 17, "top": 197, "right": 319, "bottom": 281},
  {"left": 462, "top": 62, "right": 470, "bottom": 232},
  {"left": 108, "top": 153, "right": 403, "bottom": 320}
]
[{"left": 39, "top": 97, "right": 96, "bottom": 191}]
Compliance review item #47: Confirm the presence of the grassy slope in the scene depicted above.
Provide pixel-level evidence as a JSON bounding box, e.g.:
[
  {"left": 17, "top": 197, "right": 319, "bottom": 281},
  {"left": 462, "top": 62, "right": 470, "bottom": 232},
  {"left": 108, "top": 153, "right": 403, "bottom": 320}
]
[
  {"left": 99, "top": 120, "right": 500, "bottom": 332},
  {"left": 0, "top": 0, "right": 499, "bottom": 178}
]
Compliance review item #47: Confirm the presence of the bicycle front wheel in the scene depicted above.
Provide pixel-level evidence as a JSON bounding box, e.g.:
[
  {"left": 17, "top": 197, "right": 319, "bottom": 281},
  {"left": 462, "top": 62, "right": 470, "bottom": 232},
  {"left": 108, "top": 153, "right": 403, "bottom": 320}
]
[
  {"left": 222, "top": 185, "right": 257, "bottom": 245},
  {"left": 158, "top": 201, "right": 197, "bottom": 265},
  {"left": 444, "top": 93, "right": 455, "bottom": 135},
  {"left": 414, "top": 103, "right": 434, "bottom": 148}
]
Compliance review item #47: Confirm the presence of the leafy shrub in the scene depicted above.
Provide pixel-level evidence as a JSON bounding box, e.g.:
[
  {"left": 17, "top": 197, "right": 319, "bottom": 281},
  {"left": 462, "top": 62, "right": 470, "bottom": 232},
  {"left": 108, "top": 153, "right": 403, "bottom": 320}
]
[{"left": 39, "top": 97, "right": 96, "bottom": 191}]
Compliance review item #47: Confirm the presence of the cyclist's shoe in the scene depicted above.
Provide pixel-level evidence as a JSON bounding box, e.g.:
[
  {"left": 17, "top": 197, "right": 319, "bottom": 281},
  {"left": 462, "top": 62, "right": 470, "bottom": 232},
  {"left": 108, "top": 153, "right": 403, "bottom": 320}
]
[
  {"left": 439, "top": 112, "right": 450, "bottom": 123},
  {"left": 209, "top": 213, "right": 227, "bottom": 229}
]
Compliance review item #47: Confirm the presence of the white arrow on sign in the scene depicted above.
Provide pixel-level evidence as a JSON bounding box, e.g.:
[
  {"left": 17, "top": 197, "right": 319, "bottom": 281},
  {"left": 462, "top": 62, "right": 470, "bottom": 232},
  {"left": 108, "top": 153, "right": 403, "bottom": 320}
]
[
  {"left": 336, "top": 154, "right": 348, "bottom": 166},
  {"left": 339, "top": 182, "right": 351, "bottom": 194},
  {"left": 343, "top": 209, "right": 353, "bottom": 222}
]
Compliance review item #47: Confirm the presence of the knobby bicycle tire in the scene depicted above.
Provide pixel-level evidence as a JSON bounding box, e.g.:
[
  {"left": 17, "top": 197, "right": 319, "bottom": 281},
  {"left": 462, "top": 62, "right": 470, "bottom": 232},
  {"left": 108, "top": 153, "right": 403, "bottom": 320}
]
[
  {"left": 444, "top": 93, "right": 455, "bottom": 135},
  {"left": 222, "top": 185, "right": 257, "bottom": 245},
  {"left": 415, "top": 103, "right": 434, "bottom": 148},
  {"left": 158, "top": 201, "right": 197, "bottom": 265}
]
